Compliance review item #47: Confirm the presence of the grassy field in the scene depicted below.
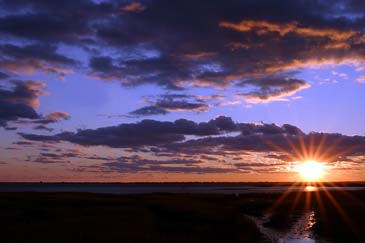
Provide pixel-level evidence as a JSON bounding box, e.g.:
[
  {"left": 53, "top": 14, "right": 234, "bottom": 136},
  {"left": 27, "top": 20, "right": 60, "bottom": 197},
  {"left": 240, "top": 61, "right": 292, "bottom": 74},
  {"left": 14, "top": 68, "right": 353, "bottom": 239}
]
[{"left": 0, "top": 190, "right": 364, "bottom": 242}]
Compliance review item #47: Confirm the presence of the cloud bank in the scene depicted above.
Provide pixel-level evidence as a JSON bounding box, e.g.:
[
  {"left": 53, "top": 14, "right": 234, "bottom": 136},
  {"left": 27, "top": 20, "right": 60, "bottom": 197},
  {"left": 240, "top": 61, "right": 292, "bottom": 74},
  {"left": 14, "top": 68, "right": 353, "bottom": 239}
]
[{"left": 1, "top": 0, "right": 365, "bottom": 104}]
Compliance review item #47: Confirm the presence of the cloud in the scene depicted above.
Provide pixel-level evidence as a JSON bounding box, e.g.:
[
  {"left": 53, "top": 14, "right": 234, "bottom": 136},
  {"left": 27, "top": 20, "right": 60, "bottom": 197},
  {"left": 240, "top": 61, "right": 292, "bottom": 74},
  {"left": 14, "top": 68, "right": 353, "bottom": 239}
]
[
  {"left": 76, "top": 155, "right": 236, "bottom": 174},
  {"left": 0, "top": 0, "right": 364, "bottom": 101},
  {"left": 20, "top": 117, "right": 365, "bottom": 165},
  {"left": 14, "top": 111, "right": 70, "bottom": 127},
  {"left": 103, "top": 162, "right": 236, "bottom": 174},
  {"left": 0, "top": 0, "right": 112, "bottom": 43},
  {"left": 0, "top": 80, "right": 69, "bottom": 128},
  {"left": 24, "top": 148, "right": 85, "bottom": 164},
  {"left": 181, "top": 52, "right": 217, "bottom": 59},
  {"left": 44, "top": 111, "right": 70, "bottom": 120},
  {"left": 85, "top": 0, "right": 365, "bottom": 93},
  {"left": 332, "top": 71, "right": 348, "bottom": 79},
  {"left": 129, "top": 106, "right": 168, "bottom": 116},
  {"left": 0, "top": 44, "right": 76, "bottom": 66},
  {"left": 36, "top": 112, "right": 70, "bottom": 124},
  {"left": 219, "top": 20, "right": 356, "bottom": 42},
  {"left": 356, "top": 75, "right": 365, "bottom": 83},
  {"left": 0, "top": 44, "right": 77, "bottom": 76},
  {"left": 33, "top": 124, "right": 53, "bottom": 132},
  {"left": 168, "top": 132, "right": 365, "bottom": 165},
  {"left": 129, "top": 94, "right": 210, "bottom": 116},
  {"left": 154, "top": 98, "right": 209, "bottom": 112},
  {"left": 0, "top": 101, "right": 39, "bottom": 127},
  {"left": 88, "top": 55, "right": 190, "bottom": 90},
  {"left": 26, "top": 155, "right": 71, "bottom": 164},
  {"left": 0, "top": 80, "right": 45, "bottom": 107},
  {"left": 13, "top": 140, "right": 34, "bottom": 146},
  {"left": 0, "top": 72, "right": 9, "bottom": 80},
  {"left": 17, "top": 115, "right": 365, "bottom": 174},
  {"left": 19, "top": 116, "right": 238, "bottom": 147},
  {"left": 0, "top": 80, "right": 45, "bottom": 127},
  {"left": 235, "top": 74, "right": 310, "bottom": 103},
  {"left": 121, "top": 2, "right": 146, "bottom": 13}
]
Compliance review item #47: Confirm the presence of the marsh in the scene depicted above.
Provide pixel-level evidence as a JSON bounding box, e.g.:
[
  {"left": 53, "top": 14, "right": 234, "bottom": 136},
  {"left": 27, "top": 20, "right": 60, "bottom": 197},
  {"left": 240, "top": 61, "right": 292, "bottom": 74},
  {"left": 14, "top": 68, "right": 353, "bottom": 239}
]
[{"left": 1, "top": 189, "right": 364, "bottom": 242}]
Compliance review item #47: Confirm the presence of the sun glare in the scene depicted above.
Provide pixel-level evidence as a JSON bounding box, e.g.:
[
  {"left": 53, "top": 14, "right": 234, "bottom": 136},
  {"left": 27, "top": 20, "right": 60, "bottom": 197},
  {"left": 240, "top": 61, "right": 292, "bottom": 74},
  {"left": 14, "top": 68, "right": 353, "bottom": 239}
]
[{"left": 297, "top": 160, "right": 325, "bottom": 181}]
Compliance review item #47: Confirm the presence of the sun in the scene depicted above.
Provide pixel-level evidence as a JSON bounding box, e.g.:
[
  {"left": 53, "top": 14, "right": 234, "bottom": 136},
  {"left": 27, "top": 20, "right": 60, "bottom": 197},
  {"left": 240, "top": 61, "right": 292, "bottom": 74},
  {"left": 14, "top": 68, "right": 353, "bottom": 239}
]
[{"left": 296, "top": 160, "right": 325, "bottom": 181}]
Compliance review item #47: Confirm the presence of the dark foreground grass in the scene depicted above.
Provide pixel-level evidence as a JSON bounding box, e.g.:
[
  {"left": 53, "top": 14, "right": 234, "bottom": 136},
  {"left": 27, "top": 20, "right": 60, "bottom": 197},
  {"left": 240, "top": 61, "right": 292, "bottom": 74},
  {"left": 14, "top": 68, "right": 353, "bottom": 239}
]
[
  {"left": 0, "top": 190, "right": 364, "bottom": 242},
  {"left": 0, "top": 192, "right": 262, "bottom": 243}
]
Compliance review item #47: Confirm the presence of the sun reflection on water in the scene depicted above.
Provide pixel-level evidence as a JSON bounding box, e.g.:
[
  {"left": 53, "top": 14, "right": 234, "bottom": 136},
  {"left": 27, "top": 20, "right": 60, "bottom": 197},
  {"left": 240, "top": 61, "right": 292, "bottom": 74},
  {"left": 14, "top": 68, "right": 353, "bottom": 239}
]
[{"left": 305, "top": 186, "right": 318, "bottom": 192}]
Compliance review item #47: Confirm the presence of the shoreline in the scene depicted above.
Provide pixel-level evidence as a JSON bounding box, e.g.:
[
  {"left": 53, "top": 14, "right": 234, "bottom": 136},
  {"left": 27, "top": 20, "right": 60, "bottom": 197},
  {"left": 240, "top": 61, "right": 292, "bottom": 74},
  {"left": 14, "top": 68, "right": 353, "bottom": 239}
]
[{"left": 1, "top": 181, "right": 365, "bottom": 186}]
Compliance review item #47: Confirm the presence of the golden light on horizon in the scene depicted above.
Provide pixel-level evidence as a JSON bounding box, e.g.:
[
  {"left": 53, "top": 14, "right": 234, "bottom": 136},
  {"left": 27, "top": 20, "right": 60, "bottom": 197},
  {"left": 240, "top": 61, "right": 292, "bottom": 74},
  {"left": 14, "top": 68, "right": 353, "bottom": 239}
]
[{"left": 296, "top": 160, "right": 325, "bottom": 181}]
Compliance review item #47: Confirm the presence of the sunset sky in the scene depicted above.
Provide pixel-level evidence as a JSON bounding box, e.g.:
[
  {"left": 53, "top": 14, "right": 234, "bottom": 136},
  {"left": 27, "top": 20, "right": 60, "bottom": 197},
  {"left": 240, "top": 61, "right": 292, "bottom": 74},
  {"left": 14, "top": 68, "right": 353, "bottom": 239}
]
[{"left": 0, "top": 0, "right": 364, "bottom": 182}]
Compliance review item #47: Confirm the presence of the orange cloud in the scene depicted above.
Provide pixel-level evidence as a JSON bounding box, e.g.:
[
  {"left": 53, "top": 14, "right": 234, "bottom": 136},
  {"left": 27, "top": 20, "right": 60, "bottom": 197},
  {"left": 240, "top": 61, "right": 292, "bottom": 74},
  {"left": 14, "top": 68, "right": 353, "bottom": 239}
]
[
  {"left": 219, "top": 20, "right": 356, "bottom": 41},
  {"left": 121, "top": 2, "right": 146, "bottom": 13},
  {"left": 265, "top": 58, "right": 364, "bottom": 73},
  {"left": 44, "top": 112, "right": 70, "bottom": 121},
  {"left": 181, "top": 52, "right": 216, "bottom": 59},
  {"left": 356, "top": 75, "right": 365, "bottom": 83}
]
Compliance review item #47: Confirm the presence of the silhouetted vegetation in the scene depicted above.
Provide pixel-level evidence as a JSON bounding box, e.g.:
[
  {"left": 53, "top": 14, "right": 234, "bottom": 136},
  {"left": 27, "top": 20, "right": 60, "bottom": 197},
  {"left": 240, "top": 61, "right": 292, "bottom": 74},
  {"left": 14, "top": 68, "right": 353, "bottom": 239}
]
[{"left": 0, "top": 190, "right": 364, "bottom": 242}]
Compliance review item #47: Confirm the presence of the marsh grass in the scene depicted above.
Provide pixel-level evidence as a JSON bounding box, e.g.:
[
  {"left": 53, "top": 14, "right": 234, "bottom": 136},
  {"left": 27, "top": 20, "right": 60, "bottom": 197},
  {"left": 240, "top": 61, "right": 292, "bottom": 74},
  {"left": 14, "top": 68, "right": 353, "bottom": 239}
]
[{"left": 0, "top": 190, "right": 364, "bottom": 242}]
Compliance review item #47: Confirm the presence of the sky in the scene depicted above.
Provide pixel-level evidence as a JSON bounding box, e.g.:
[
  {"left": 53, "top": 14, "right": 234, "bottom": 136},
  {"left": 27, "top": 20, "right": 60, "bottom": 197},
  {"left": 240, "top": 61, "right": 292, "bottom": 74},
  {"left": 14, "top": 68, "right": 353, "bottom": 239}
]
[{"left": 0, "top": 0, "right": 364, "bottom": 182}]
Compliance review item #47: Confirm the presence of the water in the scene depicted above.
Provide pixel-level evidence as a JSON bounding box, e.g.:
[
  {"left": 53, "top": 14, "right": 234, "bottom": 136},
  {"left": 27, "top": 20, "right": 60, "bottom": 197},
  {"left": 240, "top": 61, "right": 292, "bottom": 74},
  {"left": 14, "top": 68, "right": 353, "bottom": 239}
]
[
  {"left": 285, "top": 210, "right": 316, "bottom": 243},
  {"left": 248, "top": 210, "right": 318, "bottom": 243},
  {"left": 0, "top": 183, "right": 363, "bottom": 194}
]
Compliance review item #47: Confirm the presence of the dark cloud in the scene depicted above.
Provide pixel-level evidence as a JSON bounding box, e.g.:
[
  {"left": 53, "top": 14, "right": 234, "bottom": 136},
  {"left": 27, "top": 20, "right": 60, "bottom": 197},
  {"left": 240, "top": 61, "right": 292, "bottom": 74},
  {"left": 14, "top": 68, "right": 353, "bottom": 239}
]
[
  {"left": 0, "top": 101, "right": 39, "bottom": 127},
  {"left": 89, "top": 56, "right": 115, "bottom": 73},
  {"left": 0, "top": 0, "right": 114, "bottom": 43},
  {"left": 33, "top": 124, "right": 53, "bottom": 132},
  {"left": 154, "top": 99, "right": 209, "bottom": 112},
  {"left": 14, "top": 111, "right": 70, "bottom": 127},
  {"left": 238, "top": 122, "right": 303, "bottom": 136},
  {"left": 88, "top": 55, "right": 190, "bottom": 90},
  {"left": 19, "top": 116, "right": 238, "bottom": 147},
  {"left": 74, "top": 152, "right": 287, "bottom": 174},
  {"left": 24, "top": 148, "right": 85, "bottom": 164},
  {"left": 0, "top": 0, "right": 364, "bottom": 100},
  {"left": 0, "top": 72, "right": 9, "bottom": 80},
  {"left": 199, "top": 155, "right": 219, "bottom": 161},
  {"left": 4, "top": 146, "right": 20, "bottom": 150},
  {"left": 20, "top": 116, "right": 365, "bottom": 163},
  {"left": 13, "top": 140, "right": 34, "bottom": 146},
  {"left": 26, "top": 156, "right": 71, "bottom": 164},
  {"left": 0, "top": 44, "right": 78, "bottom": 76},
  {"left": 168, "top": 132, "right": 365, "bottom": 164},
  {"left": 4, "top": 126, "right": 17, "bottom": 131},
  {"left": 208, "top": 116, "right": 236, "bottom": 131},
  {"left": 84, "top": 0, "right": 365, "bottom": 97},
  {"left": 39, "top": 152, "right": 79, "bottom": 159},
  {"left": 129, "top": 94, "right": 210, "bottom": 116},
  {"left": 235, "top": 74, "right": 310, "bottom": 103},
  {"left": 129, "top": 106, "right": 168, "bottom": 116},
  {"left": 79, "top": 155, "right": 235, "bottom": 174},
  {"left": 0, "top": 80, "right": 69, "bottom": 128},
  {"left": 0, "top": 80, "right": 45, "bottom": 107},
  {"left": 0, "top": 44, "right": 76, "bottom": 65},
  {"left": 0, "top": 14, "right": 84, "bottom": 42},
  {"left": 103, "top": 162, "right": 236, "bottom": 174}
]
